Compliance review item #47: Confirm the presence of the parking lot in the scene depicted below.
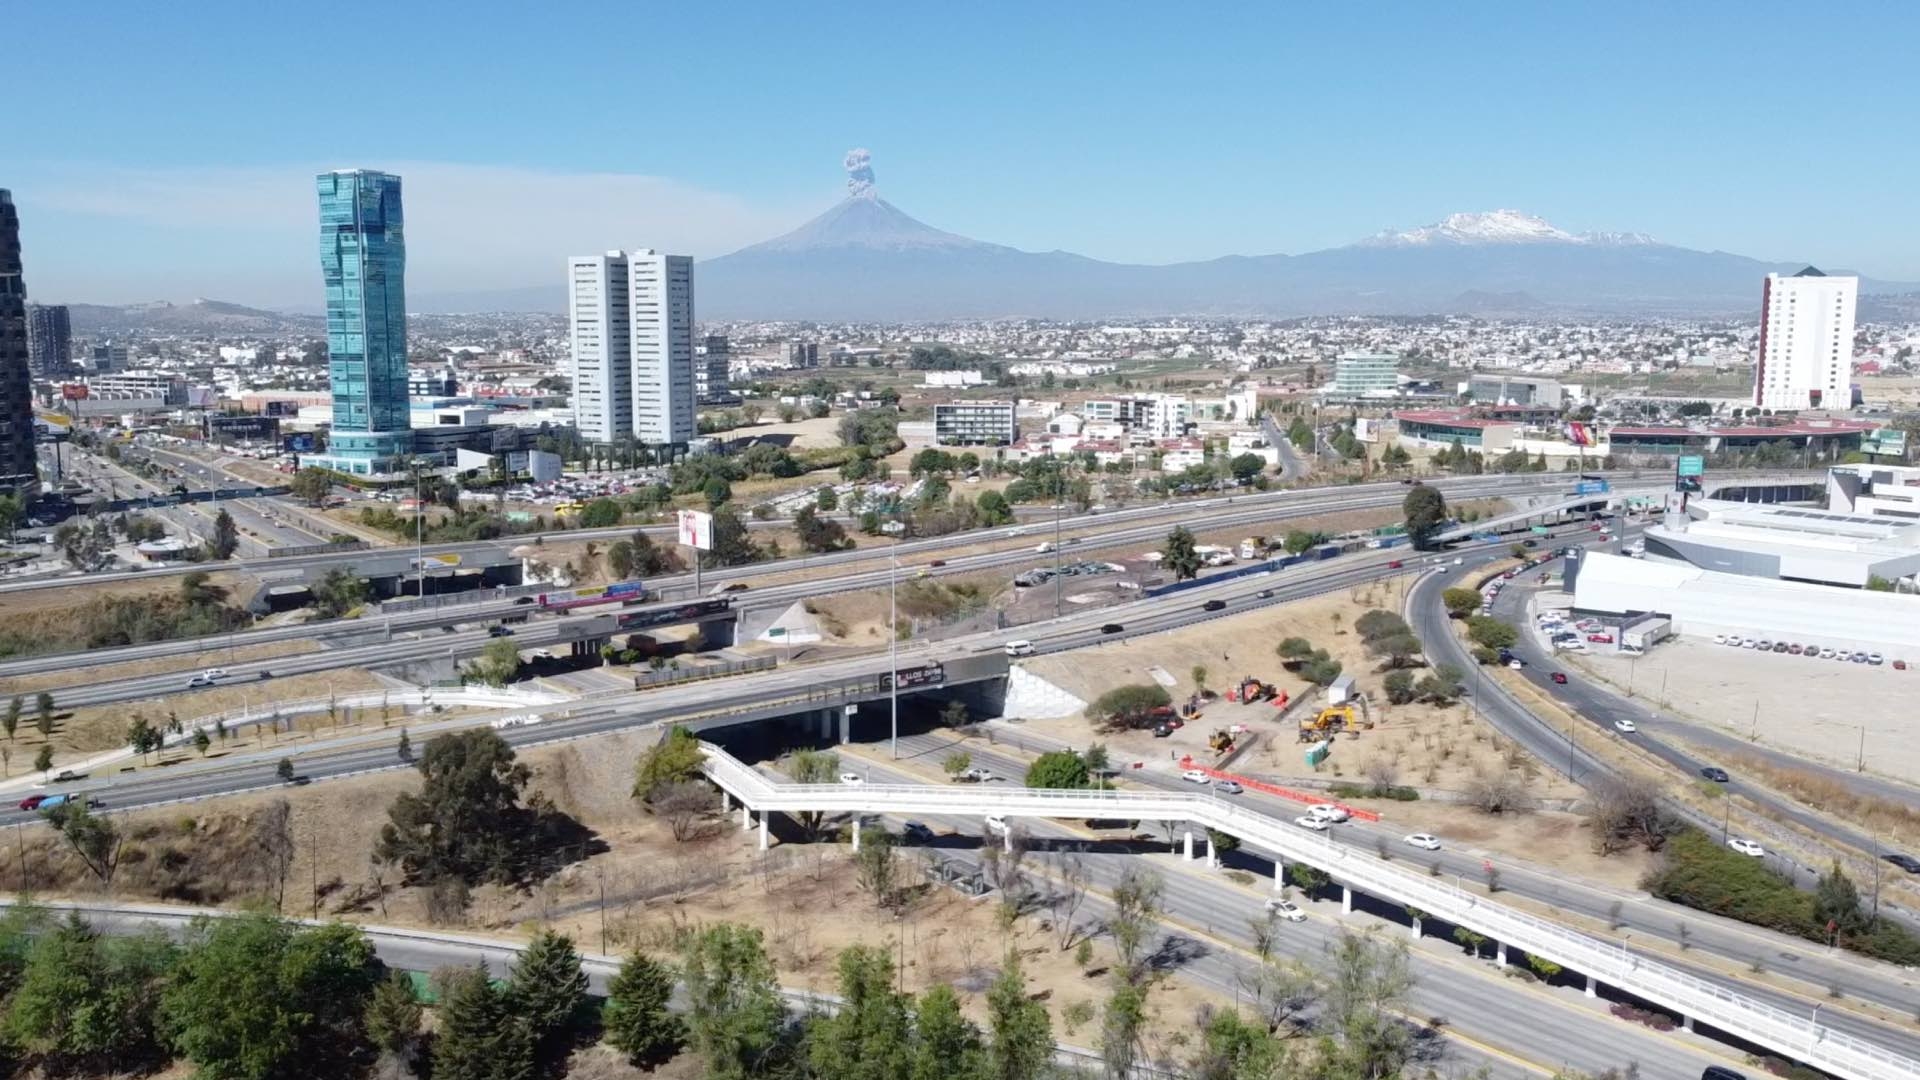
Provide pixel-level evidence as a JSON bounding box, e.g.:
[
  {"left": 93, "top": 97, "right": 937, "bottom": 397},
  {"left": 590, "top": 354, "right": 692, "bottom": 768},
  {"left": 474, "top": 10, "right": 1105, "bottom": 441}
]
[{"left": 1572, "top": 635, "right": 1920, "bottom": 781}]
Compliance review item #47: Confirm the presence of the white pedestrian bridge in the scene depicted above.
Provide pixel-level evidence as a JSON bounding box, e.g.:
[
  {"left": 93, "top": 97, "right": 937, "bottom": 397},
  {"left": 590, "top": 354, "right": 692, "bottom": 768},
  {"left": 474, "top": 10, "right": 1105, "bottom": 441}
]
[{"left": 700, "top": 742, "right": 1918, "bottom": 1080}]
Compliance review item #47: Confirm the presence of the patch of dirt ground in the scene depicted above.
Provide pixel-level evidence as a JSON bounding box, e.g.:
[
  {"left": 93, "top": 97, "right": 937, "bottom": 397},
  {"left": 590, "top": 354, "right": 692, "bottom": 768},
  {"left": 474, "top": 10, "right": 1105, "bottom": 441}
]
[
  {"left": 0, "top": 569, "right": 254, "bottom": 623},
  {"left": 12, "top": 727, "right": 1226, "bottom": 1052},
  {"left": 0, "top": 638, "right": 318, "bottom": 696}
]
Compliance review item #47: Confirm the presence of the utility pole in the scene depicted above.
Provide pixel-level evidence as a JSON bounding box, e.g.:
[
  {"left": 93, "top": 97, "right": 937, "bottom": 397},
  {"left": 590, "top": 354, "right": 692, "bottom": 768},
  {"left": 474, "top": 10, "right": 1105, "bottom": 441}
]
[
  {"left": 1052, "top": 463, "right": 1065, "bottom": 618},
  {"left": 413, "top": 465, "right": 425, "bottom": 601}
]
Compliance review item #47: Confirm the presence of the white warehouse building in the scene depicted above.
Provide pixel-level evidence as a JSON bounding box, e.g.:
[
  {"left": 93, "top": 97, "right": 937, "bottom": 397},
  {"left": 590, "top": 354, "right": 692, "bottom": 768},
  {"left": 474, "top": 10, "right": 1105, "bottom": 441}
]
[{"left": 1571, "top": 551, "right": 1920, "bottom": 658}]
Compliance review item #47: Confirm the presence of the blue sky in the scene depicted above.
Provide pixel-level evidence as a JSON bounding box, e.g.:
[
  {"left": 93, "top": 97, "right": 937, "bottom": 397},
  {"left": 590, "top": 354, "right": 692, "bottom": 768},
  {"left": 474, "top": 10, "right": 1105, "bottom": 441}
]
[{"left": 10, "top": 1, "right": 1919, "bottom": 305}]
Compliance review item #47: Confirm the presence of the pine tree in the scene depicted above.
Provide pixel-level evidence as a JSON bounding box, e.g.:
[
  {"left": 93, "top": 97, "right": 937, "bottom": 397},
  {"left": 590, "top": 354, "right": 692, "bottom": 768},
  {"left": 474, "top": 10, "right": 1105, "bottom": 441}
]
[
  {"left": 603, "top": 952, "right": 683, "bottom": 1066},
  {"left": 364, "top": 969, "right": 423, "bottom": 1055},
  {"left": 433, "top": 966, "right": 534, "bottom": 1080},
  {"left": 506, "top": 930, "right": 588, "bottom": 1055},
  {"left": 911, "top": 983, "right": 987, "bottom": 1080},
  {"left": 986, "top": 951, "right": 1053, "bottom": 1080}
]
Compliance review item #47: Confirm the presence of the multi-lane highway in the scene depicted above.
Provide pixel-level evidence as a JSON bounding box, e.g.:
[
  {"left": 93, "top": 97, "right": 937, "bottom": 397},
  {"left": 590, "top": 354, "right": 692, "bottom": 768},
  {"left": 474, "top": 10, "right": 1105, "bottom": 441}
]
[{"left": 2, "top": 475, "right": 1561, "bottom": 690}]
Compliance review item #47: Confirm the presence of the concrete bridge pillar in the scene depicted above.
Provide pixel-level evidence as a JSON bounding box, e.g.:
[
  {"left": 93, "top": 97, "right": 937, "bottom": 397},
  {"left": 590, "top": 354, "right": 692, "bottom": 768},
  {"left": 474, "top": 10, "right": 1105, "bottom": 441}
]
[
  {"left": 1182, "top": 830, "right": 1195, "bottom": 862},
  {"left": 1341, "top": 885, "right": 1353, "bottom": 915},
  {"left": 1681, "top": 1015, "right": 1694, "bottom": 1033},
  {"left": 720, "top": 790, "right": 730, "bottom": 814},
  {"left": 758, "top": 813, "right": 769, "bottom": 852},
  {"left": 851, "top": 816, "right": 863, "bottom": 852},
  {"left": 1273, "top": 856, "right": 1285, "bottom": 891},
  {"left": 1205, "top": 832, "right": 1218, "bottom": 869},
  {"left": 1495, "top": 941, "right": 1508, "bottom": 967},
  {"left": 1585, "top": 975, "right": 1597, "bottom": 999},
  {"left": 820, "top": 709, "right": 833, "bottom": 741},
  {"left": 837, "top": 706, "right": 850, "bottom": 745},
  {"left": 740, "top": 804, "right": 751, "bottom": 831},
  {"left": 1410, "top": 916, "right": 1422, "bottom": 940}
]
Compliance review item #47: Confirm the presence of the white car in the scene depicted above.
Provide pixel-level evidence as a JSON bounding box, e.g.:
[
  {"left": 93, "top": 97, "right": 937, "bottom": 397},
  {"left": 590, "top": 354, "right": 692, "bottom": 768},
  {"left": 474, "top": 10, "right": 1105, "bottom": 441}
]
[
  {"left": 1712, "top": 634, "right": 1727, "bottom": 645},
  {"left": 1613, "top": 719, "right": 1638, "bottom": 734},
  {"left": 1264, "top": 898, "right": 1306, "bottom": 922},
  {"left": 1293, "top": 815, "right": 1332, "bottom": 832},
  {"left": 1308, "top": 803, "right": 1351, "bottom": 823},
  {"left": 1180, "top": 769, "right": 1211, "bottom": 784},
  {"left": 1728, "top": 838, "right": 1767, "bottom": 858},
  {"left": 1506, "top": 659, "right": 1524, "bottom": 670},
  {"left": 1724, "top": 636, "right": 1742, "bottom": 648},
  {"left": 1453, "top": 557, "right": 1464, "bottom": 565},
  {"left": 985, "top": 815, "right": 1010, "bottom": 836},
  {"left": 203, "top": 667, "right": 227, "bottom": 680},
  {"left": 1214, "top": 780, "right": 1244, "bottom": 794},
  {"left": 1003, "top": 640, "right": 1035, "bottom": 657},
  {"left": 838, "top": 772, "right": 864, "bottom": 785},
  {"left": 1868, "top": 652, "right": 1885, "bottom": 665},
  {"left": 1403, "top": 833, "right": 1442, "bottom": 851}
]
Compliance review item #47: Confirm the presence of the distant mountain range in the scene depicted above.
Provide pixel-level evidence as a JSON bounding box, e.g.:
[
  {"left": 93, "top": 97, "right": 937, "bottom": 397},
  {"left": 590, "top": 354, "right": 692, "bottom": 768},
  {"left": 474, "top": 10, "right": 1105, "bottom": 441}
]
[
  {"left": 58, "top": 185, "right": 1917, "bottom": 324},
  {"left": 697, "top": 199, "right": 1912, "bottom": 320}
]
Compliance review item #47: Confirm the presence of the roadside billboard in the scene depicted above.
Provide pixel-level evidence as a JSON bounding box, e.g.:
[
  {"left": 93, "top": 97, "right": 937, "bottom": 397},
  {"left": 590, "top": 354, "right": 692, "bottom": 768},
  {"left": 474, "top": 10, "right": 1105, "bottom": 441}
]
[
  {"left": 1676, "top": 455, "right": 1705, "bottom": 478},
  {"left": 677, "top": 509, "right": 714, "bottom": 551},
  {"left": 1862, "top": 429, "right": 1908, "bottom": 458},
  {"left": 538, "top": 580, "right": 648, "bottom": 612}
]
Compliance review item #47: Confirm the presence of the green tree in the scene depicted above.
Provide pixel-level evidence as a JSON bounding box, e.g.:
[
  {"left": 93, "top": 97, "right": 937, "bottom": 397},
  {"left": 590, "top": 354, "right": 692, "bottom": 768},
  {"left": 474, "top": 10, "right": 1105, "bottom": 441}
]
[
  {"left": 1414, "top": 665, "right": 1466, "bottom": 705},
  {"left": 468, "top": 637, "right": 522, "bottom": 687},
  {"left": 433, "top": 964, "right": 533, "bottom": 1080},
  {"left": 579, "top": 497, "right": 623, "bottom": 528},
  {"left": 1283, "top": 529, "right": 1320, "bottom": 555},
  {"left": 397, "top": 727, "right": 412, "bottom": 762},
  {"left": 33, "top": 744, "right": 53, "bottom": 776},
  {"left": 1319, "top": 930, "right": 1417, "bottom": 1080},
  {"left": 810, "top": 945, "right": 914, "bottom": 1080},
  {"left": 785, "top": 749, "right": 840, "bottom": 838},
  {"left": 3, "top": 696, "right": 18, "bottom": 741},
  {"left": 35, "top": 691, "right": 55, "bottom": 737},
  {"left": 1366, "top": 631, "right": 1425, "bottom": 670},
  {"left": 44, "top": 800, "right": 120, "bottom": 886},
  {"left": 1085, "top": 684, "right": 1173, "bottom": 730},
  {"left": 1300, "top": 650, "right": 1344, "bottom": 687},
  {"left": 603, "top": 952, "right": 684, "bottom": 1067},
  {"left": 942, "top": 750, "right": 973, "bottom": 780},
  {"left": 127, "top": 714, "right": 163, "bottom": 761},
  {"left": 1442, "top": 587, "right": 1482, "bottom": 618},
  {"left": 1107, "top": 868, "right": 1164, "bottom": 980},
  {"left": 635, "top": 725, "right": 706, "bottom": 799},
  {"left": 288, "top": 467, "right": 334, "bottom": 506},
  {"left": 1466, "top": 616, "right": 1518, "bottom": 651},
  {"left": 1865, "top": 575, "right": 1896, "bottom": 592},
  {"left": 1276, "top": 636, "right": 1316, "bottom": 664},
  {"left": 1099, "top": 980, "right": 1148, "bottom": 1080},
  {"left": 1024, "top": 750, "right": 1091, "bottom": 789},
  {"left": 376, "top": 729, "right": 550, "bottom": 886},
  {"left": 1403, "top": 484, "right": 1449, "bottom": 550},
  {"left": 854, "top": 825, "right": 901, "bottom": 906},
  {"left": 911, "top": 983, "right": 988, "bottom": 1080},
  {"left": 1383, "top": 669, "right": 1417, "bottom": 705},
  {"left": 607, "top": 540, "right": 637, "bottom": 580},
  {"left": 4, "top": 912, "right": 173, "bottom": 1073},
  {"left": 164, "top": 914, "right": 380, "bottom": 1080},
  {"left": 210, "top": 508, "right": 240, "bottom": 559},
  {"left": 681, "top": 924, "right": 786, "bottom": 1080},
  {"left": 794, "top": 505, "right": 852, "bottom": 553},
  {"left": 1162, "top": 525, "right": 1203, "bottom": 581},
  {"left": 976, "top": 489, "right": 1013, "bottom": 526},
  {"left": 1814, "top": 861, "right": 1870, "bottom": 937},
  {"left": 363, "top": 969, "right": 423, "bottom": 1056},
  {"left": 276, "top": 757, "right": 295, "bottom": 783},
  {"left": 1083, "top": 742, "right": 1111, "bottom": 776},
  {"left": 507, "top": 930, "right": 590, "bottom": 1057},
  {"left": 985, "top": 950, "right": 1053, "bottom": 1080},
  {"left": 309, "top": 566, "right": 370, "bottom": 618},
  {"left": 1227, "top": 453, "right": 1266, "bottom": 482},
  {"left": 193, "top": 727, "right": 212, "bottom": 756},
  {"left": 703, "top": 476, "right": 733, "bottom": 510},
  {"left": 815, "top": 485, "right": 840, "bottom": 512},
  {"left": 708, "top": 506, "right": 767, "bottom": 567}
]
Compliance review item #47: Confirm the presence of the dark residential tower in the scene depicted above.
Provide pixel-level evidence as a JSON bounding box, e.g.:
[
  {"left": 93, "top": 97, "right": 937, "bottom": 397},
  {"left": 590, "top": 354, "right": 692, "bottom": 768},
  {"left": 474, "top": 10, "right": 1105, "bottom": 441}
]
[
  {"left": 0, "top": 190, "right": 38, "bottom": 501},
  {"left": 27, "top": 303, "right": 70, "bottom": 376}
]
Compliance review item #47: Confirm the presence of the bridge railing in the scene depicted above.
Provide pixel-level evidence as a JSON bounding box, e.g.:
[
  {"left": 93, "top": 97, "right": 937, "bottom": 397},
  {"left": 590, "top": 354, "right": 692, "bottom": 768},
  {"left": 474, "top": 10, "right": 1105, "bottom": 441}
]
[{"left": 699, "top": 744, "right": 1917, "bottom": 1080}]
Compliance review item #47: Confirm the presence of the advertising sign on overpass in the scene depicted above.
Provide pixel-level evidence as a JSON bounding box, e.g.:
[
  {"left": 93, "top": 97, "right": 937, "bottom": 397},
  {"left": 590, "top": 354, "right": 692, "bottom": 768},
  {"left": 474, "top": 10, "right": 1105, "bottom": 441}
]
[
  {"left": 614, "top": 597, "right": 731, "bottom": 630},
  {"left": 540, "top": 580, "right": 648, "bottom": 612},
  {"left": 881, "top": 663, "right": 946, "bottom": 691}
]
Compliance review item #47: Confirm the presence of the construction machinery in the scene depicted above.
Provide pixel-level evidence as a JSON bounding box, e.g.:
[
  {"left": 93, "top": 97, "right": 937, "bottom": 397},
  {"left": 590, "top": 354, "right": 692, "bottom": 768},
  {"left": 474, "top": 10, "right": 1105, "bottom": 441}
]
[
  {"left": 1208, "top": 729, "right": 1235, "bottom": 752},
  {"left": 1228, "top": 676, "right": 1278, "bottom": 704},
  {"left": 1298, "top": 704, "right": 1358, "bottom": 742}
]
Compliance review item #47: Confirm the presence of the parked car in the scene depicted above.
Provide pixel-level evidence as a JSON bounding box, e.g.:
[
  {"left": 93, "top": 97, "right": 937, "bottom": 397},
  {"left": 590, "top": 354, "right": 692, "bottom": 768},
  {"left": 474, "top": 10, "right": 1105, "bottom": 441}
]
[
  {"left": 1712, "top": 634, "right": 1727, "bottom": 645},
  {"left": 1264, "top": 898, "right": 1307, "bottom": 922},
  {"left": 1506, "top": 659, "right": 1524, "bottom": 670},
  {"left": 1180, "top": 769, "right": 1211, "bottom": 784},
  {"left": 902, "top": 822, "right": 935, "bottom": 843},
  {"left": 1787, "top": 643, "right": 1803, "bottom": 655},
  {"left": 1868, "top": 652, "right": 1885, "bottom": 665},
  {"left": 1700, "top": 766, "right": 1731, "bottom": 783},
  {"left": 1403, "top": 833, "right": 1442, "bottom": 851},
  {"left": 1819, "top": 647, "right": 1837, "bottom": 659},
  {"left": 984, "top": 815, "right": 1010, "bottom": 836},
  {"left": 1727, "top": 838, "right": 1767, "bottom": 858},
  {"left": 1771, "top": 642, "right": 1788, "bottom": 653},
  {"left": 1151, "top": 724, "right": 1174, "bottom": 738},
  {"left": 1895, "top": 659, "right": 1908, "bottom": 671},
  {"left": 1586, "top": 633, "right": 1614, "bottom": 644}
]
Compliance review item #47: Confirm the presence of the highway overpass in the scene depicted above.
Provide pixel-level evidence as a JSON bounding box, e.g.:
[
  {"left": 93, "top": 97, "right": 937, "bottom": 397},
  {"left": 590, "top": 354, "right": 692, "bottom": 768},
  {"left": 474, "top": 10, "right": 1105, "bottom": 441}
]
[{"left": 699, "top": 742, "right": 1918, "bottom": 1080}]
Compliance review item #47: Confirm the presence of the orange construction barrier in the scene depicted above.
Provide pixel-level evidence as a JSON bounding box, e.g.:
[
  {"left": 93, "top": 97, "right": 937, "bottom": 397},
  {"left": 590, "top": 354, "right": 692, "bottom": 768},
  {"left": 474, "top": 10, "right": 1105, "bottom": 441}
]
[{"left": 1177, "top": 756, "right": 1382, "bottom": 822}]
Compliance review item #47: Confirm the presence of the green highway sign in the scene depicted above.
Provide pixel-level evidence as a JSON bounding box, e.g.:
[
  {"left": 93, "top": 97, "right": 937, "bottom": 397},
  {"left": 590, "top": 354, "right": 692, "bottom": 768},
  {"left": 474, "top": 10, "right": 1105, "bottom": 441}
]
[{"left": 1676, "top": 455, "right": 1705, "bottom": 478}]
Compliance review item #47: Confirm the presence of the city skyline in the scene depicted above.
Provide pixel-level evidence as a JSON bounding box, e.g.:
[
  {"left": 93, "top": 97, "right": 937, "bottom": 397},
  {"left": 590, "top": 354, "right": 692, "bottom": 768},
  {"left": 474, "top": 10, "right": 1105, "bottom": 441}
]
[{"left": 8, "top": 3, "right": 1920, "bottom": 305}]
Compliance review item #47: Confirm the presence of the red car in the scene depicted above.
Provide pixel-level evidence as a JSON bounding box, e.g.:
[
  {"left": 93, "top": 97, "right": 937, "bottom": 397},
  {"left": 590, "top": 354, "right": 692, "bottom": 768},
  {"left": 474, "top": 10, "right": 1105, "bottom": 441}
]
[
  {"left": 1388, "top": 560, "right": 1403, "bottom": 569},
  {"left": 16, "top": 794, "right": 46, "bottom": 811},
  {"left": 1589, "top": 524, "right": 1603, "bottom": 532},
  {"left": 1587, "top": 633, "right": 1614, "bottom": 644}
]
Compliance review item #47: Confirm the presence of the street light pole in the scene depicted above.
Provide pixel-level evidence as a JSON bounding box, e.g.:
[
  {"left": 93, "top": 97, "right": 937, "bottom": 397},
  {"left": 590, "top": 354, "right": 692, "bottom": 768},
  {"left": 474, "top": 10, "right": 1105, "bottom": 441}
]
[
  {"left": 889, "top": 552, "right": 899, "bottom": 759},
  {"left": 413, "top": 466, "right": 425, "bottom": 601},
  {"left": 1052, "top": 464, "right": 1065, "bottom": 618}
]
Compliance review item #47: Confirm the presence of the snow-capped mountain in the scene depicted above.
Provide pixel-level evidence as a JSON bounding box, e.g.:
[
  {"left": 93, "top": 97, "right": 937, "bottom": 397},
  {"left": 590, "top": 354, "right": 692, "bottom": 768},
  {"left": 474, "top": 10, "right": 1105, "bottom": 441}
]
[{"left": 1357, "top": 210, "right": 1662, "bottom": 248}]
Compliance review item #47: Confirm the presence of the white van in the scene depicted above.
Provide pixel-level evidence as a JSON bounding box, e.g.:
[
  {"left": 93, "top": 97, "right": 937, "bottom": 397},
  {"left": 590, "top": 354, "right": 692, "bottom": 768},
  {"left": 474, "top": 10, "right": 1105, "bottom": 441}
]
[
  {"left": 1035, "top": 542, "right": 1055, "bottom": 554},
  {"left": 1004, "top": 640, "right": 1035, "bottom": 657}
]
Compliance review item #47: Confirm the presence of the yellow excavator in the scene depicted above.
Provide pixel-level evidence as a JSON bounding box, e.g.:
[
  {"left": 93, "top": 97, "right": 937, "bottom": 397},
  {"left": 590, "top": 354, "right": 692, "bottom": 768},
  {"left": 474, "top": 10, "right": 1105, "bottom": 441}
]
[{"left": 1298, "top": 704, "right": 1358, "bottom": 741}]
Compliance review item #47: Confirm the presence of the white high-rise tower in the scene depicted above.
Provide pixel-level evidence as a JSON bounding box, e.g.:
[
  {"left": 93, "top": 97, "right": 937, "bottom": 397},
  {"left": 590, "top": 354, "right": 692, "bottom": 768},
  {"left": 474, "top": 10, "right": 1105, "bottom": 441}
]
[
  {"left": 566, "top": 249, "right": 695, "bottom": 445},
  {"left": 1754, "top": 267, "right": 1855, "bottom": 412}
]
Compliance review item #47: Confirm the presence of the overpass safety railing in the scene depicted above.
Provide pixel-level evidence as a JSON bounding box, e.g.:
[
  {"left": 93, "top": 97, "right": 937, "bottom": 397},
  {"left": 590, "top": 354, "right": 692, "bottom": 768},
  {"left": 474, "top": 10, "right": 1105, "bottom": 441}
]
[{"left": 698, "top": 743, "right": 1918, "bottom": 1080}]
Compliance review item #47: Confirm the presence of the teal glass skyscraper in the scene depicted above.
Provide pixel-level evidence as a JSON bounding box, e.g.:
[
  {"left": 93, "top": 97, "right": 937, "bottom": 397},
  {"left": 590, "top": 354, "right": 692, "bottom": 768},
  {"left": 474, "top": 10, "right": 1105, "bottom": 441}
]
[{"left": 313, "top": 170, "right": 412, "bottom": 474}]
